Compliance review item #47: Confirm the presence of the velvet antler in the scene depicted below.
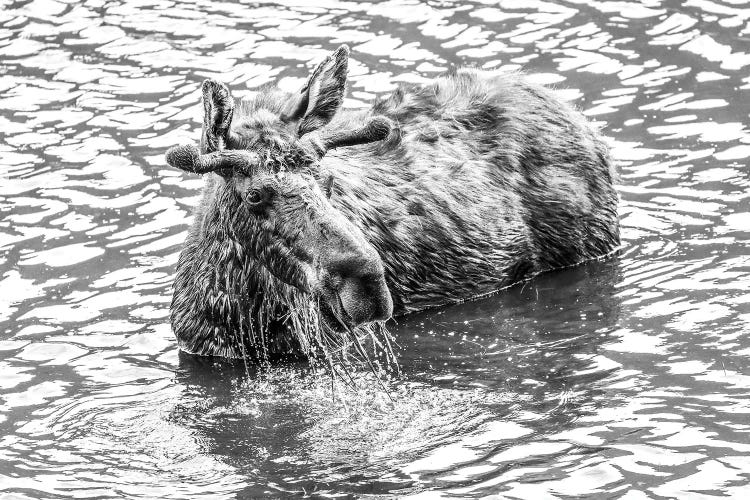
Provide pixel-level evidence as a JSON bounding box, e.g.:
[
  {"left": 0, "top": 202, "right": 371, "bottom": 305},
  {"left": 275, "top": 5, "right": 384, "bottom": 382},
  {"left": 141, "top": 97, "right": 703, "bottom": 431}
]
[
  {"left": 165, "top": 144, "right": 259, "bottom": 174},
  {"left": 166, "top": 79, "right": 255, "bottom": 175},
  {"left": 301, "top": 116, "right": 393, "bottom": 158}
]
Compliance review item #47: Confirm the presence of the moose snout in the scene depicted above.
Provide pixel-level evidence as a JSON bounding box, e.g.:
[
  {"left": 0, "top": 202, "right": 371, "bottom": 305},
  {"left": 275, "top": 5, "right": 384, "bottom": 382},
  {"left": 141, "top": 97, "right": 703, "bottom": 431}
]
[{"left": 322, "top": 252, "right": 394, "bottom": 327}]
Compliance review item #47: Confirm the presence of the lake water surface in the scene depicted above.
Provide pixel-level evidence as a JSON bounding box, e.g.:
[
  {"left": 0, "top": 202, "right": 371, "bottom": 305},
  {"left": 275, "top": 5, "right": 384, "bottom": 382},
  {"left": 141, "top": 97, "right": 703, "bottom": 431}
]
[{"left": 1, "top": 0, "right": 750, "bottom": 498}]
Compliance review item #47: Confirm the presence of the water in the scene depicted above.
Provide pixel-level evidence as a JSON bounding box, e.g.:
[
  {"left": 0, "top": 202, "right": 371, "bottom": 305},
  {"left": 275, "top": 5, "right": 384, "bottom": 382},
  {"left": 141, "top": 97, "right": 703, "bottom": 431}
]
[{"left": 1, "top": 0, "right": 749, "bottom": 497}]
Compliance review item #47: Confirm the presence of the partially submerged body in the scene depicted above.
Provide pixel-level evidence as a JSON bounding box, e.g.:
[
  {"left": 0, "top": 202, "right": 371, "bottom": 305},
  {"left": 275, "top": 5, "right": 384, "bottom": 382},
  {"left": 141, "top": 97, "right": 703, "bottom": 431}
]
[
  {"left": 325, "top": 69, "right": 618, "bottom": 313},
  {"left": 166, "top": 48, "right": 619, "bottom": 361}
]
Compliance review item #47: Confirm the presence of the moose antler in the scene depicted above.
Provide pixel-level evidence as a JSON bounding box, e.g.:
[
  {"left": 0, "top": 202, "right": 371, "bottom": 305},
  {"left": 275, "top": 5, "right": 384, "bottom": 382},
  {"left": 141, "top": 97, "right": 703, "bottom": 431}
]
[
  {"left": 165, "top": 143, "right": 259, "bottom": 174},
  {"left": 302, "top": 116, "right": 394, "bottom": 158},
  {"left": 165, "top": 79, "right": 257, "bottom": 175}
]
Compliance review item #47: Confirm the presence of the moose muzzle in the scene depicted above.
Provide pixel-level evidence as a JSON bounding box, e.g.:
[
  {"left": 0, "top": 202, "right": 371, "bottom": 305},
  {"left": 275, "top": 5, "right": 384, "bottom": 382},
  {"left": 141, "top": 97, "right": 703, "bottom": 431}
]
[{"left": 316, "top": 219, "right": 393, "bottom": 328}]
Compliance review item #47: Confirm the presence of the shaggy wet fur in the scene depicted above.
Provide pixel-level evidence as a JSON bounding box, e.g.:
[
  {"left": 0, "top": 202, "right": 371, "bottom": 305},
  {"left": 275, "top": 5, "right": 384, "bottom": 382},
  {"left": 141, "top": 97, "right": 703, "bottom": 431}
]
[
  {"left": 171, "top": 68, "right": 619, "bottom": 359},
  {"left": 331, "top": 69, "right": 620, "bottom": 313}
]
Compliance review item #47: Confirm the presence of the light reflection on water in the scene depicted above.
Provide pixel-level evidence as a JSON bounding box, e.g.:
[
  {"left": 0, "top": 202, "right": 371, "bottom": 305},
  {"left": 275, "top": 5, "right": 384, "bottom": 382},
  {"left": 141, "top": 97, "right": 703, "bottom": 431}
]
[{"left": 1, "top": 0, "right": 749, "bottom": 498}]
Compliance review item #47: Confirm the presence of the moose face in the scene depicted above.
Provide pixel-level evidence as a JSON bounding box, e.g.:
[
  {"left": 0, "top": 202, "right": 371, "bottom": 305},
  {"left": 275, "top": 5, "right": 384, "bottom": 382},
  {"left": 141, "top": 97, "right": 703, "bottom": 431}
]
[{"left": 166, "top": 46, "right": 393, "bottom": 329}]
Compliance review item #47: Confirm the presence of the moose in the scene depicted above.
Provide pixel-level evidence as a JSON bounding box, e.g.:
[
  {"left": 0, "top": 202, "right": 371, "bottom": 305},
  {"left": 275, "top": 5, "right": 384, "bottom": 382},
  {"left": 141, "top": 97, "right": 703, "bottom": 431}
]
[{"left": 165, "top": 45, "right": 620, "bottom": 362}]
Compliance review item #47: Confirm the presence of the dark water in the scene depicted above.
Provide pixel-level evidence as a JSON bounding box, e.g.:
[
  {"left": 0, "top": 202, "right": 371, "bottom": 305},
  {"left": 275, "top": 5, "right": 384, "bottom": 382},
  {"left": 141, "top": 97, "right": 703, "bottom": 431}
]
[{"left": 1, "top": 0, "right": 749, "bottom": 498}]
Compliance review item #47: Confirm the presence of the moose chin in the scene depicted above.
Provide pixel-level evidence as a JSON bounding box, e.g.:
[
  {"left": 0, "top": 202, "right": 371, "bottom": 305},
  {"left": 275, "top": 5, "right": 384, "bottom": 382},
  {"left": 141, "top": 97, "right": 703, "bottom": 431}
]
[{"left": 165, "top": 45, "right": 620, "bottom": 362}]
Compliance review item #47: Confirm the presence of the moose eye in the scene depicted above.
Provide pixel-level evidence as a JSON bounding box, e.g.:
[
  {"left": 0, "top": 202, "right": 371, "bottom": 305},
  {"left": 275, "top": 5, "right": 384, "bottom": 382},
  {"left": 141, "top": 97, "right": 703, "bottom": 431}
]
[{"left": 245, "top": 188, "right": 269, "bottom": 208}]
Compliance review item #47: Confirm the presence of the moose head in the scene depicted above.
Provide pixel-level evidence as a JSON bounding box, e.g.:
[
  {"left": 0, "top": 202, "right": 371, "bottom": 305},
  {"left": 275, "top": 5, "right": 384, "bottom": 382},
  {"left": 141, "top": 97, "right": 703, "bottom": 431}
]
[{"left": 166, "top": 45, "right": 394, "bottom": 333}]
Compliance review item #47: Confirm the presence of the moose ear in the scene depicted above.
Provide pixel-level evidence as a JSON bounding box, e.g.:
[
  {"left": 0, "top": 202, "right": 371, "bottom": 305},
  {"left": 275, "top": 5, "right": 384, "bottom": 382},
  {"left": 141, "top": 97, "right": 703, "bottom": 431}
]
[
  {"left": 282, "top": 45, "right": 349, "bottom": 136},
  {"left": 200, "top": 79, "right": 234, "bottom": 154}
]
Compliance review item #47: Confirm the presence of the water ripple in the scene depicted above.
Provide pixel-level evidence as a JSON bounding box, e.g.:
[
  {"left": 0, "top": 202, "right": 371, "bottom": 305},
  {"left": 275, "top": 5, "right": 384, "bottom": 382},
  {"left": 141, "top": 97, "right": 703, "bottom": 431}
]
[{"left": 1, "top": 0, "right": 750, "bottom": 497}]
